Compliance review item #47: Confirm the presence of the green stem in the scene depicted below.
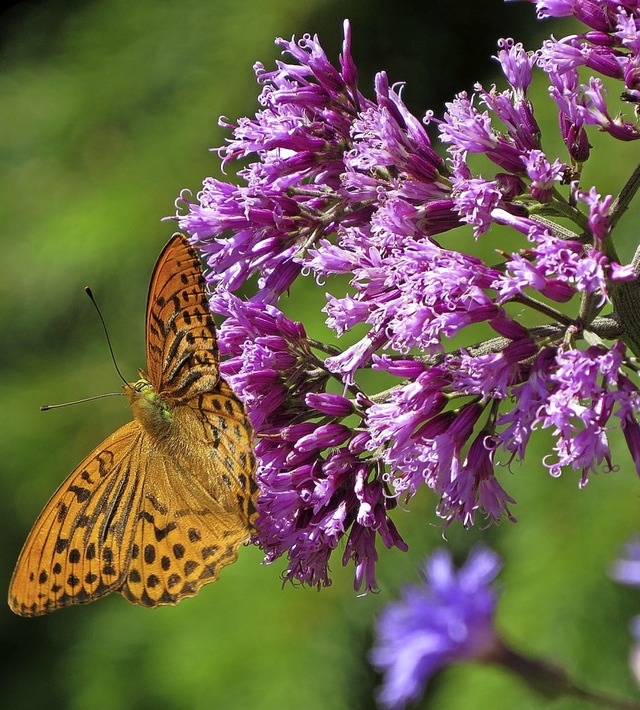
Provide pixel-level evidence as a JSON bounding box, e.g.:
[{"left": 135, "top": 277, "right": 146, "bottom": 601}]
[
  {"left": 540, "top": 187, "right": 591, "bottom": 231},
  {"left": 511, "top": 293, "right": 575, "bottom": 325},
  {"left": 610, "top": 163, "right": 640, "bottom": 232},
  {"left": 607, "top": 165, "right": 640, "bottom": 355},
  {"left": 529, "top": 214, "right": 586, "bottom": 242},
  {"left": 308, "top": 338, "right": 342, "bottom": 356}
]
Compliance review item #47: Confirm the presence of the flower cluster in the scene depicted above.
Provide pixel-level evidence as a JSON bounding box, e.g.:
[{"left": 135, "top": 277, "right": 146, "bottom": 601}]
[{"left": 176, "top": 2, "right": 640, "bottom": 590}]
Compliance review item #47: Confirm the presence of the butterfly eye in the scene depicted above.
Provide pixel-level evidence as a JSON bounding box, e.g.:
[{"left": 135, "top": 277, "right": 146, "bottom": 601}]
[{"left": 134, "top": 379, "right": 150, "bottom": 393}]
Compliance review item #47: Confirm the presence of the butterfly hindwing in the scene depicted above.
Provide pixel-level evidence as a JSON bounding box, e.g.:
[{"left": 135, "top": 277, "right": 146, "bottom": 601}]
[
  {"left": 184, "top": 381, "right": 259, "bottom": 528},
  {"left": 118, "top": 451, "right": 251, "bottom": 607},
  {"left": 117, "top": 380, "right": 258, "bottom": 608},
  {"left": 9, "top": 422, "right": 146, "bottom": 617}
]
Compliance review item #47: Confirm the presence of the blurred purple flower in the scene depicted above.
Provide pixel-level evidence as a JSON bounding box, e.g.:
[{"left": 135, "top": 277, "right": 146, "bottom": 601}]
[
  {"left": 611, "top": 537, "right": 640, "bottom": 588},
  {"left": 611, "top": 538, "right": 640, "bottom": 687},
  {"left": 370, "top": 547, "right": 502, "bottom": 709}
]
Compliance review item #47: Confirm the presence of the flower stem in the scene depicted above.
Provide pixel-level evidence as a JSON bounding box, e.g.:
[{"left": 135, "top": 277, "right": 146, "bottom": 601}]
[
  {"left": 490, "top": 641, "right": 640, "bottom": 710},
  {"left": 610, "top": 163, "right": 640, "bottom": 232},
  {"left": 511, "top": 293, "right": 575, "bottom": 325}
]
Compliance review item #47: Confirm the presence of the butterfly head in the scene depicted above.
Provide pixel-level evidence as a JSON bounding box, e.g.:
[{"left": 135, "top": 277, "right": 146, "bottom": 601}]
[{"left": 124, "top": 372, "right": 173, "bottom": 436}]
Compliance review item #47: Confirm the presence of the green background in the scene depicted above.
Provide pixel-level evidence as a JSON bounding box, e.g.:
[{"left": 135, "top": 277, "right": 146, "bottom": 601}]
[{"left": 1, "top": 1, "right": 639, "bottom": 708}]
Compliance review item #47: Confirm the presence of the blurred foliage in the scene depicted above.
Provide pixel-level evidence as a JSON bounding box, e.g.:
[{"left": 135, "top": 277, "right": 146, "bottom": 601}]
[{"left": 1, "top": 1, "right": 639, "bottom": 708}]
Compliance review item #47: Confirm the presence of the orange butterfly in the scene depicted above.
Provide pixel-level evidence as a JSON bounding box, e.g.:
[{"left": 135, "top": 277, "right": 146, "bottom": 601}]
[{"left": 9, "top": 233, "right": 258, "bottom": 616}]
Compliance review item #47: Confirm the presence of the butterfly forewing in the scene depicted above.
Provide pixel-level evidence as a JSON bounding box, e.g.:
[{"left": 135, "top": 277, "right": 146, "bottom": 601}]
[
  {"left": 145, "top": 235, "right": 220, "bottom": 399},
  {"left": 9, "top": 422, "right": 146, "bottom": 616}
]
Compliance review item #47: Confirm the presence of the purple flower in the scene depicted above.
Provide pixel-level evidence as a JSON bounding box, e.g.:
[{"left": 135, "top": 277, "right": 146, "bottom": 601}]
[
  {"left": 579, "top": 186, "right": 613, "bottom": 242},
  {"left": 496, "top": 342, "right": 639, "bottom": 485},
  {"left": 370, "top": 547, "right": 502, "bottom": 709},
  {"left": 310, "top": 222, "right": 509, "bottom": 386},
  {"left": 582, "top": 77, "right": 640, "bottom": 140},
  {"left": 451, "top": 174, "right": 505, "bottom": 235},
  {"left": 522, "top": 149, "right": 567, "bottom": 202},
  {"left": 528, "top": 1, "right": 617, "bottom": 29},
  {"left": 212, "top": 291, "right": 407, "bottom": 590},
  {"left": 439, "top": 91, "right": 533, "bottom": 173},
  {"left": 175, "top": 21, "right": 377, "bottom": 304},
  {"left": 174, "top": 6, "right": 640, "bottom": 589},
  {"left": 611, "top": 538, "right": 640, "bottom": 686},
  {"left": 437, "top": 431, "right": 517, "bottom": 527},
  {"left": 618, "top": 374, "right": 640, "bottom": 477},
  {"left": 494, "top": 38, "right": 535, "bottom": 93},
  {"left": 611, "top": 537, "right": 640, "bottom": 587},
  {"left": 495, "top": 222, "right": 633, "bottom": 302}
]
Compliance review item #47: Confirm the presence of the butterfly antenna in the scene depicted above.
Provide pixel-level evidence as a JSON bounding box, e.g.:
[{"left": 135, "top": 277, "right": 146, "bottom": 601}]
[
  {"left": 41, "top": 392, "right": 124, "bottom": 411},
  {"left": 84, "top": 286, "right": 129, "bottom": 386}
]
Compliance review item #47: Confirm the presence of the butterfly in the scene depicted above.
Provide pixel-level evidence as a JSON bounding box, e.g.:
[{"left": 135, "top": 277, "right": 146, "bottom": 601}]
[{"left": 9, "top": 233, "right": 258, "bottom": 616}]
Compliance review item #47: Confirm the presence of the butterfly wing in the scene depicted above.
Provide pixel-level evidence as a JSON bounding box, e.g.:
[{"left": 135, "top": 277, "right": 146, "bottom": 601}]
[
  {"left": 9, "top": 421, "right": 146, "bottom": 617},
  {"left": 116, "top": 233, "right": 258, "bottom": 607},
  {"left": 145, "top": 233, "right": 220, "bottom": 400},
  {"left": 185, "top": 380, "right": 259, "bottom": 527},
  {"left": 118, "top": 445, "right": 252, "bottom": 607},
  {"left": 145, "top": 233, "right": 257, "bottom": 517}
]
